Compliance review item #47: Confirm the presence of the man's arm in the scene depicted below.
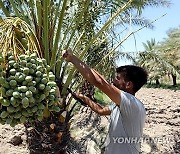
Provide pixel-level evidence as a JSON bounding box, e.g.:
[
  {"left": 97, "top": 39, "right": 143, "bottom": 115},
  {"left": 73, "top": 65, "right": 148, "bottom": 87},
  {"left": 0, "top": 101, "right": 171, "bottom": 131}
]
[
  {"left": 63, "top": 50, "right": 121, "bottom": 106},
  {"left": 75, "top": 93, "right": 111, "bottom": 116}
]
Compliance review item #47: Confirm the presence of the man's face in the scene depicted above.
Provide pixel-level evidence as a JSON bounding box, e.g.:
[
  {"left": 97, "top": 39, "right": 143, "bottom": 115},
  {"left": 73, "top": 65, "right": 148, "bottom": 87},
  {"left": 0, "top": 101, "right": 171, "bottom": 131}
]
[{"left": 112, "top": 73, "right": 127, "bottom": 91}]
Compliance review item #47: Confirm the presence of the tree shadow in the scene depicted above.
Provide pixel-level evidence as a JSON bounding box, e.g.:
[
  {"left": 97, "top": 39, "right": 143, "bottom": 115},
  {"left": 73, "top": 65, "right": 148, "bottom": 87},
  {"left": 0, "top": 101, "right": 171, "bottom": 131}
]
[
  {"left": 173, "top": 131, "right": 180, "bottom": 154},
  {"left": 75, "top": 107, "right": 94, "bottom": 129},
  {"left": 68, "top": 106, "right": 180, "bottom": 154},
  {"left": 141, "top": 134, "right": 158, "bottom": 154},
  {"left": 68, "top": 107, "right": 107, "bottom": 153},
  {"left": 66, "top": 137, "right": 87, "bottom": 154}
]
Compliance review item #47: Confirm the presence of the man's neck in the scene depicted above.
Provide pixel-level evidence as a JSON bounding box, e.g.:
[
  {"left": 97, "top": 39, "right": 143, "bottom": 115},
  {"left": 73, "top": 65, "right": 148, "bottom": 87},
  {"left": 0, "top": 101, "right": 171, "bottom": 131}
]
[{"left": 125, "top": 90, "right": 135, "bottom": 96}]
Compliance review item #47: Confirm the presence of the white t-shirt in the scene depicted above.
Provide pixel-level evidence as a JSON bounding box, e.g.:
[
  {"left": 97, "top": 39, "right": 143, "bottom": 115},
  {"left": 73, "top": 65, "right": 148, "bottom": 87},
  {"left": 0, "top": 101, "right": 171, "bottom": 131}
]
[{"left": 104, "top": 91, "right": 146, "bottom": 154}]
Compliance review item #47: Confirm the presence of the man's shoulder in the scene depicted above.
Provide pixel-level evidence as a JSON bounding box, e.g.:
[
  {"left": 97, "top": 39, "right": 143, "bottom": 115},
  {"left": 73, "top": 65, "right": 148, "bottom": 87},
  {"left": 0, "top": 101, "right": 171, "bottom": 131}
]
[
  {"left": 120, "top": 91, "right": 145, "bottom": 113},
  {"left": 121, "top": 91, "right": 144, "bottom": 104}
]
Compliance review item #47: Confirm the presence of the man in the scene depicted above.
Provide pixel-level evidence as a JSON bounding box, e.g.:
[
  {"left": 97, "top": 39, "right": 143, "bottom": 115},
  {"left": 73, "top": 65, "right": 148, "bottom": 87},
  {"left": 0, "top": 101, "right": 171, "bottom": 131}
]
[{"left": 63, "top": 49, "right": 148, "bottom": 154}]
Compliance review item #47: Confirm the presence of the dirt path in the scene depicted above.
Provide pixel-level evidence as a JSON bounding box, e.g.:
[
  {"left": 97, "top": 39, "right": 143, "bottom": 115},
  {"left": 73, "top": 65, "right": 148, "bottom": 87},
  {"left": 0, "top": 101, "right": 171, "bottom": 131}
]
[{"left": 0, "top": 88, "right": 179, "bottom": 154}]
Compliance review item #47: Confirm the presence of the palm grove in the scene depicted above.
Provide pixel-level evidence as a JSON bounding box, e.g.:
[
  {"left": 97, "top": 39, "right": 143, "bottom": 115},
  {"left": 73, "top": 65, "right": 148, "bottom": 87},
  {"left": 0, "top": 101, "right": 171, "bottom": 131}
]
[
  {"left": 137, "top": 27, "right": 180, "bottom": 86},
  {"left": 0, "top": 0, "right": 178, "bottom": 153}
]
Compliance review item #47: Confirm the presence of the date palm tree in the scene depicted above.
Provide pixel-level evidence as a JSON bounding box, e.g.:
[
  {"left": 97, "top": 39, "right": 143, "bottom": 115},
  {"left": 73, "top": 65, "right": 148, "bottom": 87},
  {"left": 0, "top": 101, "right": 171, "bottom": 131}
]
[
  {"left": 0, "top": 0, "right": 134, "bottom": 152},
  {"left": 157, "top": 27, "right": 180, "bottom": 85},
  {"left": 136, "top": 39, "right": 164, "bottom": 84},
  {"left": 136, "top": 35, "right": 180, "bottom": 86}
]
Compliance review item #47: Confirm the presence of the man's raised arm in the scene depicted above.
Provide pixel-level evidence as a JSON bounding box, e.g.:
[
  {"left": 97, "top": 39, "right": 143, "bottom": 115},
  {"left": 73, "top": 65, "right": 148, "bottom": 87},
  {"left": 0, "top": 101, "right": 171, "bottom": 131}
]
[{"left": 62, "top": 49, "right": 121, "bottom": 105}]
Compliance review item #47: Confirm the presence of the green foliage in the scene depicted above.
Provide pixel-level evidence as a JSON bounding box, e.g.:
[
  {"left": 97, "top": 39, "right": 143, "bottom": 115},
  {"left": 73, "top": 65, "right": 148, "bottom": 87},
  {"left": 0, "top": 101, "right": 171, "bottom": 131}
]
[
  {"left": 0, "top": 17, "right": 41, "bottom": 57},
  {"left": 0, "top": 0, "right": 134, "bottom": 98},
  {"left": 159, "top": 27, "right": 180, "bottom": 68},
  {"left": 86, "top": 41, "right": 117, "bottom": 80},
  {"left": 136, "top": 29, "right": 180, "bottom": 86},
  {"left": 0, "top": 0, "right": 173, "bottom": 128},
  {"left": 0, "top": 0, "right": 171, "bottom": 95},
  {"left": 94, "top": 90, "right": 111, "bottom": 106}
]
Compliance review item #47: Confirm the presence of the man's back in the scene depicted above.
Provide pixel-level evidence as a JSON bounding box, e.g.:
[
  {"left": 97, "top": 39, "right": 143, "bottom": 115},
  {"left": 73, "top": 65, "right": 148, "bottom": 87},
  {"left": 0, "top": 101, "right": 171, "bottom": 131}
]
[{"left": 105, "top": 91, "right": 146, "bottom": 154}]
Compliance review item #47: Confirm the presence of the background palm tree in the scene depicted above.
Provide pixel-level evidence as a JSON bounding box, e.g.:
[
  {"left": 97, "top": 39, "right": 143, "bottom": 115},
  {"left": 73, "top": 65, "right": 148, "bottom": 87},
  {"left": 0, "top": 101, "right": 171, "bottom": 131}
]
[
  {"left": 136, "top": 38, "right": 164, "bottom": 84},
  {"left": 157, "top": 27, "right": 180, "bottom": 85},
  {"left": 136, "top": 27, "right": 180, "bottom": 86}
]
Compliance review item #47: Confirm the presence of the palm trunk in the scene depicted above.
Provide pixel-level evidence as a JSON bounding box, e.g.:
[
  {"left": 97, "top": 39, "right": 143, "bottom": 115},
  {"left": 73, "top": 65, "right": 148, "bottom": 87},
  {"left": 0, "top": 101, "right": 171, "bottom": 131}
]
[
  {"left": 24, "top": 112, "right": 70, "bottom": 154},
  {"left": 171, "top": 73, "right": 177, "bottom": 86},
  {"left": 156, "top": 79, "right": 160, "bottom": 85}
]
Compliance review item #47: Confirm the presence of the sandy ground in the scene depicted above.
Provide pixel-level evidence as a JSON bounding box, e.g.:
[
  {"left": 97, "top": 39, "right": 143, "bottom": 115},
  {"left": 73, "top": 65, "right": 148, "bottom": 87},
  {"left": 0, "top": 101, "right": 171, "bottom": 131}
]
[
  {"left": 0, "top": 88, "right": 179, "bottom": 154},
  {"left": 136, "top": 88, "right": 180, "bottom": 154}
]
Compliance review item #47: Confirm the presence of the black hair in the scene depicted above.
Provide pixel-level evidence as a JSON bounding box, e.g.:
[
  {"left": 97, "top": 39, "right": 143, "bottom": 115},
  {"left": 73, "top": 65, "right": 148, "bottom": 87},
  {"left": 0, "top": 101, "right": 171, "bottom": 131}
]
[{"left": 116, "top": 65, "right": 148, "bottom": 92}]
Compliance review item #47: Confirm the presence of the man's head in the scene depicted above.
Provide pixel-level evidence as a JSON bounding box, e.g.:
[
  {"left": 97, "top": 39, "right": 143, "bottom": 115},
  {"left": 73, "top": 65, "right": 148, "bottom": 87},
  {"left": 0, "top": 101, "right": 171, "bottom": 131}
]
[{"left": 113, "top": 65, "right": 148, "bottom": 94}]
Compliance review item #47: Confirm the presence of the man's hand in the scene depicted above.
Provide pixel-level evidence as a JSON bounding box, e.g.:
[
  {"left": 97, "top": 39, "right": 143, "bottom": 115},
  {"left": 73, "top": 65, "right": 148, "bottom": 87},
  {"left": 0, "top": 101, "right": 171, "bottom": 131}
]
[
  {"left": 73, "top": 92, "right": 84, "bottom": 99},
  {"left": 73, "top": 92, "right": 111, "bottom": 116},
  {"left": 62, "top": 49, "right": 74, "bottom": 62}
]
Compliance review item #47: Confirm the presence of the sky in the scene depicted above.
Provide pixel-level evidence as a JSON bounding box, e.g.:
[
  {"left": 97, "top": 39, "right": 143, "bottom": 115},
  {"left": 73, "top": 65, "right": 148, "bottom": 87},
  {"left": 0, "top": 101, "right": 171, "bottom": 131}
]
[{"left": 118, "top": 0, "right": 180, "bottom": 66}]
